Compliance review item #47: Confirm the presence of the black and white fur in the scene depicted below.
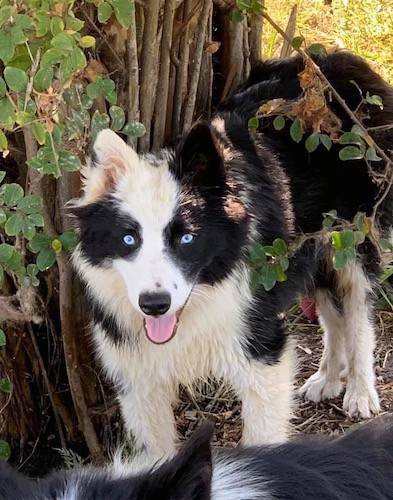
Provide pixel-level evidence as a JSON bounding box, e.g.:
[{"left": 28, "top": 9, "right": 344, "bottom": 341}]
[
  {"left": 71, "top": 51, "right": 393, "bottom": 459},
  {"left": 2, "top": 415, "right": 393, "bottom": 499}
]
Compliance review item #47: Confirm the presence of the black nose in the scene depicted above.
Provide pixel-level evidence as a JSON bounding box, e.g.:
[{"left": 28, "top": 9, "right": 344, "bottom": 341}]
[{"left": 138, "top": 292, "right": 171, "bottom": 316}]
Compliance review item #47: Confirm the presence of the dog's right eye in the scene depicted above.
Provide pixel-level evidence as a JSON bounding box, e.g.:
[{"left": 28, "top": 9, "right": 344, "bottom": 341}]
[{"left": 123, "top": 234, "right": 135, "bottom": 246}]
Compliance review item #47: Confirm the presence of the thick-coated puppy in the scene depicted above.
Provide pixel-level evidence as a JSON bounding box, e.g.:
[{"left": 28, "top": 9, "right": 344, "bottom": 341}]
[{"left": 71, "top": 51, "right": 393, "bottom": 459}]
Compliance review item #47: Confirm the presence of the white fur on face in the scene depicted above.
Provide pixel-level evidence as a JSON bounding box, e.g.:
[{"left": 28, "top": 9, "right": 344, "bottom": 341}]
[
  {"left": 77, "top": 129, "right": 194, "bottom": 317},
  {"left": 111, "top": 157, "right": 193, "bottom": 316}
]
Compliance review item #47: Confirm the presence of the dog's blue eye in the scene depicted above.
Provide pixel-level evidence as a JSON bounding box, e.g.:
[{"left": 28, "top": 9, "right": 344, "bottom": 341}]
[
  {"left": 123, "top": 234, "right": 135, "bottom": 246},
  {"left": 180, "top": 233, "right": 194, "bottom": 245}
]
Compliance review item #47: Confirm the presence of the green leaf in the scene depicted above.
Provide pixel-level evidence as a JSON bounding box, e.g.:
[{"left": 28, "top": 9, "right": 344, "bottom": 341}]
[
  {"left": 248, "top": 116, "right": 259, "bottom": 130},
  {"left": 122, "top": 121, "right": 146, "bottom": 138},
  {"left": 58, "top": 150, "right": 81, "bottom": 172},
  {"left": 0, "top": 33, "right": 14, "bottom": 64},
  {"left": 31, "top": 122, "right": 46, "bottom": 145},
  {"left": 272, "top": 238, "right": 287, "bottom": 257},
  {"left": 41, "top": 48, "right": 64, "bottom": 67},
  {"left": 34, "top": 66, "right": 54, "bottom": 92},
  {"left": 354, "top": 231, "right": 365, "bottom": 244},
  {"left": 58, "top": 231, "right": 78, "bottom": 251},
  {"left": 331, "top": 231, "right": 342, "bottom": 250},
  {"left": 23, "top": 219, "right": 35, "bottom": 240},
  {"left": 365, "top": 146, "right": 382, "bottom": 162},
  {"left": 365, "top": 91, "right": 383, "bottom": 109},
  {"left": 333, "top": 249, "right": 347, "bottom": 270},
  {"left": 0, "top": 78, "right": 6, "bottom": 98},
  {"left": 0, "top": 379, "right": 12, "bottom": 393},
  {"left": 17, "top": 194, "right": 43, "bottom": 214},
  {"left": 273, "top": 115, "right": 285, "bottom": 131},
  {"left": 0, "top": 208, "right": 6, "bottom": 224},
  {"left": 0, "top": 440, "right": 11, "bottom": 461},
  {"left": 66, "top": 17, "right": 85, "bottom": 32},
  {"left": 70, "top": 47, "right": 87, "bottom": 71},
  {"left": 51, "top": 32, "right": 75, "bottom": 52},
  {"left": 50, "top": 16, "right": 64, "bottom": 36},
  {"left": 231, "top": 9, "right": 244, "bottom": 22},
  {"left": 379, "top": 238, "right": 393, "bottom": 251},
  {"left": 0, "top": 244, "right": 14, "bottom": 262},
  {"left": 112, "top": 0, "right": 134, "bottom": 28},
  {"left": 0, "top": 171, "right": 5, "bottom": 184},
  {"left": 4, "top": 67, "right": 28, "bottom": 93},
  {"left": 341, "top": 230, "right": 355, "bottom": 249},
  {"left": 0, "top": 329, "right": 5, "bottom": 346},
  {"left": 260, "top": 264, "right": 277, "bottom": 291},
  {"left": 322, "top": 217, "right": 334, "bottom": 229},
  {"left": 59, "top": 56, "right": 73, "bottom": 83},
  {"left": 290, "top": 118, "right": 304, "bottom": 143},
  {"left": 0, "top": 6, "right": 13, "bottom": 27},
  {"left": 351, "top": 124, "right": 367, "bottom": 137},
  {"left": 4, "top": 213, "right": 24, "bottom": 236},
  {"left": 0, "top": 130, "right": 7, "bottom": 151},
  {"left": 236, "top": 0, "right": 252, "bottom": 9},
  {"left": 29, "top": 234, "right": 52, "bottom": 253},
  {"left": 98, "top": 2, "right": 113, "bottom": 23},
  {"left": 339, "top": 131, "right": 364, "bottom": 145},
  {"left": 27, "top": 264, "right": 39, "bottom": 278},
  {"left": 307, "top": 43, "right": 328, "bottom": 56},
  {"left": 305, "top": 133, "right": 320, "bottom": 152},
  {"left": 109, "top": 106, "right": 126, "bottom": 131},
  {"left": 274, "top": 263, "right": 287, "bottom": 282},
  {"left": 339, "top": 145, "right": 364, "bottom": 161},
  {"left": 4, "top": 183, "right": 24, "bottom": 206},
  {"left": 14, "top": 14, "right": 34, "bottom": 30},
  {"left": 319, "top": 134, "right": 332, "bottom": 150},
  {"left": 0, "top": 265, "right": 4, "bottom": 286},
  {"left": 291, "top": 36, "right": 305, "bottom": 50},
  {"left": 37, "top": 247, "right": 56, "bottom": 271},
  {"left": 27, "top": 213, "right": 44, "bottom": 227},
  {"left": 0, "top": 98, "right": 15, "bottom": 128},
  {"left": 280, "top": 256, "right": 289, "bottom": 272},
  {"left": 249, "top": 242, "right": 266, "bottom": 262}
]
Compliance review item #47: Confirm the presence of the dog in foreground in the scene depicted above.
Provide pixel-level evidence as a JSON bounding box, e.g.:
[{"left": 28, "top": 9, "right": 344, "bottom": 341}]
[
  {"left": 2, "top": 415, "right": 393, "bottom": 499},
  {"left": 71, "top": 51, "right": 393, "bottom": 459}
]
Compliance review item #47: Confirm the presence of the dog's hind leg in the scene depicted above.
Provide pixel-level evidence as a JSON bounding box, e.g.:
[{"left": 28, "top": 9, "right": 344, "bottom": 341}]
[
  {"left": 232, "top": 346, "right": 294, "bottom": 445},
  {"left": 299, "top": 288, "right": 345, "bottom": 402},
  {"left": 340, "top": 262, "right": 380, "bottom": 418},
  {"left": 118, "top": 379, "right": 179, "bottom": 462}
]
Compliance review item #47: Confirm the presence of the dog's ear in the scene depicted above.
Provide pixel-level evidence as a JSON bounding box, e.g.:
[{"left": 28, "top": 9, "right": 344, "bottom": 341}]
[
  {"left": 143, "top": 422, "right": 214, "bottom": 500},
  {"left": 79, "top": 129, "right": 138, "bottom": 204},
  {"left": 177, "top": 123, "right": 225, "bottom": 188}
]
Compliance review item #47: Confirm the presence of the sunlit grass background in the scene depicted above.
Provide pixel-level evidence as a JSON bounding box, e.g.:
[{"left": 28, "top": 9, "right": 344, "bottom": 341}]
[{"left": 263, "top": 0, "right": 393, "bottom": 83}]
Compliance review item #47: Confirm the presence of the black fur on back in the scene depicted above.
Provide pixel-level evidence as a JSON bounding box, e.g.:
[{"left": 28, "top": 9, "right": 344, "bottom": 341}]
[{"left": 1, "top": 416, "right": 393, "bottom": 499}]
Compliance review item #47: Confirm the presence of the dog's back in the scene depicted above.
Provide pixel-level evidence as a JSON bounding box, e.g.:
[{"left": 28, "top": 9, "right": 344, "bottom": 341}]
[{"left": 2, "top": 415, "right": 393, "bottom": 499}]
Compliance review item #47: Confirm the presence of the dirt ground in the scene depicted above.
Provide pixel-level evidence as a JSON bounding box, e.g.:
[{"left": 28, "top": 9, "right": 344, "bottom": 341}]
[{"left": 176, "top": 308, "right": 393, "bottom": 446}]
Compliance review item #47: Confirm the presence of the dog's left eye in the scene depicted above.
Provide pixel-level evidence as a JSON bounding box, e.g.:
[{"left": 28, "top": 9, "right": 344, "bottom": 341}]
[
  {"left": 180, "top": 233, "right": 194, "bottom": 245},
  {"left": 123, "top": 234, "right": 136, "bottom": 246}
]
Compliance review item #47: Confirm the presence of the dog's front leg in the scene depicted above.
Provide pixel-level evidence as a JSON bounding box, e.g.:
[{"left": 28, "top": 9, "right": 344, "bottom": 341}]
[
  {"left": 233, "top": 346, "right": 294, "bottom": 445},
  {"left": 118, "top": 380, "right": 178, "bottom": 462}
]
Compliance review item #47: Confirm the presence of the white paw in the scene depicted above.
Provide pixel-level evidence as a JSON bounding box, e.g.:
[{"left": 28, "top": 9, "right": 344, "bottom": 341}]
[
  {"left": 343, "top": 380, "right": 380, "bottom": 418},
  {"left": 299, "top": 371, "right": 343, "bottom": 402}
]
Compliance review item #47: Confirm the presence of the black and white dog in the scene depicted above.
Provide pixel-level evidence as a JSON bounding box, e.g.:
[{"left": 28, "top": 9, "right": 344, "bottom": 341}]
[
  {"left": 71, "top": 51, "right": 393, "bottom": 459},
  {"left": 2, "top": 415, "right": 393, "bottom": 499}
]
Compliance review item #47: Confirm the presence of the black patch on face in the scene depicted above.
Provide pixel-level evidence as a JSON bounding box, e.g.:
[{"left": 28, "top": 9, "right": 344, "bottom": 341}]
[{"left": 72, "top": 197, "right": 142, "bottom": 266}]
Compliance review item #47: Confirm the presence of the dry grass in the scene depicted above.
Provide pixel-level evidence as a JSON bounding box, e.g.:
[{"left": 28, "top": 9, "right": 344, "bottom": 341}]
[{"left": 263, "top": 0, "right": 393, "bottom": 84}]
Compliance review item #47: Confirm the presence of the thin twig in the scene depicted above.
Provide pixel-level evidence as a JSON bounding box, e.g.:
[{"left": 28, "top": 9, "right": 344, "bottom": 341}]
[
  {"left": 138, "top": 0, "right": 161, "bottom": 150},
  {"left": 127, "top": 0, "right": 140, "bottom": 149},
  {"left": 182, "top": 0, "right": 211, "bottom": 132},
  {"left": 27, "top": 323, "right": 67, "bottom": 449},
  {"left": 82, "top": 10, "right": 124, "bottom": 68},
  {"left": 153, "top": 0, "right": 177, "bottom": 149}
]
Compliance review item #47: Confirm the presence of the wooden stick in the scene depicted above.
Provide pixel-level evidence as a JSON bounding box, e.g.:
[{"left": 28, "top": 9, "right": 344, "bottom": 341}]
[
  {"left": 153, "top": 0, "right": 177, "bottom": 149},
  {"left": 182, "top": 0, "right": 211, "bottom": 132},
  {"left": 127, "top": 0, "right": 140, "bottom": 150}
]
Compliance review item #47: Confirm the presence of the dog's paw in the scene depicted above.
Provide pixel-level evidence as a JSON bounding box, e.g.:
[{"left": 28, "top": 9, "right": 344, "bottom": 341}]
[
  {"left": 299, "top": 371, "right": 343, "bottom": 402},
  {"left": 343, "top": 381, "right": 380, "bottom": 419}
]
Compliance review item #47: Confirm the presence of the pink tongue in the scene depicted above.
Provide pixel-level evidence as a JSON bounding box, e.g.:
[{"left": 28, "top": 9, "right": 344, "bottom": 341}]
[{"left": 144, "top": 314, "right": 178, "bottom": 344}]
